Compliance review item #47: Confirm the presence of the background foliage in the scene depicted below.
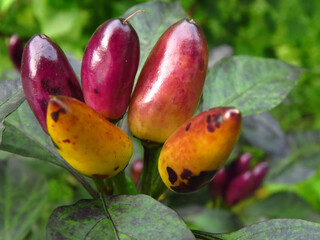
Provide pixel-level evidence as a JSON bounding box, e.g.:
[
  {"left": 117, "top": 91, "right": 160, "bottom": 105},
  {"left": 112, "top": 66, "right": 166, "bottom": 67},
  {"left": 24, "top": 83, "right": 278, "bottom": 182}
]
[{"left": 0, "top": 0, "right": 320, "bottom": 239}]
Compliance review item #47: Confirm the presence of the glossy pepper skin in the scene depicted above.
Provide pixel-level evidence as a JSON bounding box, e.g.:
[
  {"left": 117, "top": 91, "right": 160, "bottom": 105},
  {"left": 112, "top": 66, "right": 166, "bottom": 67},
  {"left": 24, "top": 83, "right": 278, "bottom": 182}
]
[
  {"left": 128, "top": 18, "right": 208, "bottom": 143},
  {"left": 158, "top": 107, "right": 241, "bottom": 193},
  {"left": 9, "top": 34, "right": 23, "bottom": 71},
  {"left": 21, "top": 34, "right": 84, "bottom": 134},
  {"left": 81, "top": 18, "right": 140, "bottom": 121},
  {"left": 47, "top": 96, "right": 133, "bottom": 178}
]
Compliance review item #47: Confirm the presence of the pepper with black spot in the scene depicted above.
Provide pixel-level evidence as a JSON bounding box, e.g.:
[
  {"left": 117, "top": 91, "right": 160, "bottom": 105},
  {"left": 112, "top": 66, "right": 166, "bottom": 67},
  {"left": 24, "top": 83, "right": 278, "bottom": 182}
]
[
  {"left": 158, "top": 107, "right": 242, "bottom": 193},
  {"left": 47, "top": 96, "right": 133, "bottom": 178}
]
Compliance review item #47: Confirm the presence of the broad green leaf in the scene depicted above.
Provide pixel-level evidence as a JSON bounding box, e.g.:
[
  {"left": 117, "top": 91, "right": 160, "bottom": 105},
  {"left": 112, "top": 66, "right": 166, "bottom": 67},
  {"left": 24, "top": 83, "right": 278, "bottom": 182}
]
[
  {"left": 122, "top": 1, "right": 186, "bottom": 84},
  {"left": 238, "top": 192, "right": 319, "bottom": 225},
  {"left": 0, "top": 156, "right": 48, "bottom": 240},
  {"left": 0, "top": 78, "right": 25, "bottom": 145},
  {"left": 193, "top": 219, "right": 320, "bottom": 240},
  {"left": 203, "top": 56, "right": 302, "bottom": 116},
  {"left": 0, "top": 101, "right": 62, "bottom": 167},
  {"left": 47, "top": 195, "right": 195, "bottom": 240},
  {"left": 266, "top": 134, "right": 320, "bottom": 184},
  {"left": 242, "top": 112, "right": 290, "bottom": 161},
  {"left": 177, "top": 206, "right": 242, "bottom": 233}
]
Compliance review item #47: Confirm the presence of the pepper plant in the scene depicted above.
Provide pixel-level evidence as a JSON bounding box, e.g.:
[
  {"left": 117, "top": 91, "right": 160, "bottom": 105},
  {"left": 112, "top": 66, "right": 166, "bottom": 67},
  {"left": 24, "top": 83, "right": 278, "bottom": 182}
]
[{"left": 1, "top": 2, "right": 320, "bottom": 240}]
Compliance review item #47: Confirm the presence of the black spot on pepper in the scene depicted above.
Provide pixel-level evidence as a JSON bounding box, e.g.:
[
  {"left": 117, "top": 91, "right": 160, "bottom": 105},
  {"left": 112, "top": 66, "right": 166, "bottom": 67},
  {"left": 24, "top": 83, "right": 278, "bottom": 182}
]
[
  {"left": 41, "top": 78, "right": 50, "bottom": 90},
  {"left": 206, "top": 115, "right": 212, "bottom": 123},
  {"left": 185, "top": 123, "right": 191, "bottom": 131},
  {"left": 63, "top": 139, "right": 71, "bottom": 143},
  {"left": 94, "top": 89, "right": 99, "bottom": 94},
  {"left": 171, "top": 169, "right": 218, "bottom": 193},
  {"left": 167, "top": 167, "right": 178, "bottom": 184},
  {"left": 207, "top": 125, "right": 215, "bottom": 132},
  {"left": 39, "top": 98, "right": 48, "bottom": 112},
  {"left": 181, "top": 169, "right": 192, "bottom": 179},
  {"left": 51, "top": 108, "right": 66, "bottom": 122},
  {"left": 114, "top": 166, "right": 119, "bottom": 171}
]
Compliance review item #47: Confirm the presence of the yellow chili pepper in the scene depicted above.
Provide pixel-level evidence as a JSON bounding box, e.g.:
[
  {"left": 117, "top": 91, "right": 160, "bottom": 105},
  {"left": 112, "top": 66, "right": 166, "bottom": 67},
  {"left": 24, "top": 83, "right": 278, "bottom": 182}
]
[{"left": 47, "top": 95, "right": 133, "bottom": 178}]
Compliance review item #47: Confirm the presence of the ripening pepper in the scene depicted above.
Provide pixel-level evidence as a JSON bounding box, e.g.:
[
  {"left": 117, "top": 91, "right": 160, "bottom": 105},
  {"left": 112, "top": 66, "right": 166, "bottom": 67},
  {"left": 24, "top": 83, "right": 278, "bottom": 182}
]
[
  {"left": 128, "top": 18, "right": 208, "bottom": 143},
  {"left": 81, "top": 18, "right": 140, "bottom": 121},
  {"left": 158, "top": 107, "right": 242, "bottom": 193},
  {"left": 225, "top": 161, "right": 269, "bottom": 205},
  {"left": 21, "top": 34, "right": 84, "bottom": 134},
  {"left": 47, "top": 95, "right": 133, "bottom": 178},
  {"left": 227, "top": 153, "right": 252, "bottom": 177},
  {"left": 209, "top": 168, "right": 229, "bottom": 198},
  {"left": 225, "top": 170, "right": 254, "bottom": 205},
  {"left": 8, "top": 34, "right": 23, "bottom": 71}
]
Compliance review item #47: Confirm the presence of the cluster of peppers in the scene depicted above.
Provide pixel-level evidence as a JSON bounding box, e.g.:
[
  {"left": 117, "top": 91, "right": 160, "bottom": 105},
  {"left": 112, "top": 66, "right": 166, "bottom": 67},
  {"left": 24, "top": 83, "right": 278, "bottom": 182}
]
[
  {"left": 10, "top": 11, "right": 242, "bottom": 196},
  {"left": 209, "top": 153, "right": 269, "bottom": 205}
]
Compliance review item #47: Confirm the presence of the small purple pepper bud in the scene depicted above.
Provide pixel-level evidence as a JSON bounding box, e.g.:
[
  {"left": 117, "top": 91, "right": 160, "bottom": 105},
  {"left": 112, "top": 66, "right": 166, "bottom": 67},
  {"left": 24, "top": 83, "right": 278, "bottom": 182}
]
[
  {"left": 9, "top": 34, "right": 23, "bottom": 71},
  {"left": 21, "top": 34, "right": 84, "bottom": 134},
  {"left": 227, "top": 153, "right": 252, "bottom": 177},
  {"left": 209, "top": 168, "right": 229, "bottom": 198},
  {"left": 251, "top": 161, "right": 269, "bottom": 192},
  {"left": 225, "top": 170, "right": 254, "bottom": 206}
]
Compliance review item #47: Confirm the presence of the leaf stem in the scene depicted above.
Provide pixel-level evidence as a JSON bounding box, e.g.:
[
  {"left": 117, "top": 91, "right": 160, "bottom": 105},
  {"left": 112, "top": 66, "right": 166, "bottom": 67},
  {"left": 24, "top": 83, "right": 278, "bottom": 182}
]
[
  {"left": 94, "top": 178, "right": 120, "bottom": 240},
  {"left": 112, "top": 170, "right": 129, "bottom": 195}
]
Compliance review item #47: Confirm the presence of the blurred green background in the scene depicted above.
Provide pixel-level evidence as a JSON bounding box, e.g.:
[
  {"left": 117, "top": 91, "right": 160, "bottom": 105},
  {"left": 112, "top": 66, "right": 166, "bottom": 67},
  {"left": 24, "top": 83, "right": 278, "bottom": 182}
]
[{"left": 1, "top": 0, "right": 320, "bottom": 238}]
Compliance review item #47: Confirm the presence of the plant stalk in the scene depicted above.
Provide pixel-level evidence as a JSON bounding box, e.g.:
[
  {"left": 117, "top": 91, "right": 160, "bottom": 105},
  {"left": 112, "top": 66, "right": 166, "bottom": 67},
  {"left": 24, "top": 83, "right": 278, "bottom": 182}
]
[
  {"left": 139, "top": 141, "right": 162, "bottom": 195},
  {"left": 112, "top": 170, "right": 129, "bottom": 195}
]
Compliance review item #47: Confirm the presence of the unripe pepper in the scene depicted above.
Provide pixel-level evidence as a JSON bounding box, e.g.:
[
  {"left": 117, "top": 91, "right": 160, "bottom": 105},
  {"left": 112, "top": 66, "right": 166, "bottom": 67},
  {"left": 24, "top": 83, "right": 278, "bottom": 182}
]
[
  {"left": 9, "top": 34, "right": 23, "bottom": 71},
  {"left": 47, "top": 96, "right": 133, "bottom": 178},
  {"left": 228, "top": 153, "right": 252, "bottom": 177},
  {"left": 81, "top": 17, "right": 140, "bottom": 121},
  {"left": 158, "top": 107, "right": 241, "bottom": 193},
  {"left": 130, "top": 158, "right": 144, "bottom": 184},
  {"left": 21, "top": 34, "right": 84, "bottom": 134},
  {"left": 225, "top": 170, "right": 254, "bottom": 205},
  {"left": 128, "top": 18, "right": 208, "bottom": 143},
  {"left": 209, "top": 168, "right": 229, "bottom": 198},
  {"left": 251, "top": 161, "right": 269, "bottom": 191}
]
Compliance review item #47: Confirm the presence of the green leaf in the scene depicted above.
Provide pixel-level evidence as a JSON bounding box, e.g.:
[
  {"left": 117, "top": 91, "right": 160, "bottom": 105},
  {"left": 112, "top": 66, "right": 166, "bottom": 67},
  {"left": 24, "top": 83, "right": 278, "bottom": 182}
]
[
  {"left": 267, "top": 132, "right": 320, "bottom": 184},
  {"left": 0, "top": 78, "right": 25, "bottom": 145},
  {"left": 242, "top": 112, "right": 289, "bottom": 161},
  {"left": 122, "top": 2, "right": 186, "bottom": 84},
  {"left": 0, "top": 101, "right": 63, "bottom": 167},
  {"left": 238, "top": 192, "right": 319, "bottom": 225},
  {"left": 193, "top": 219, "right": 320, "bottom": 240},
  {"left": 0, "top": 156, "right": 48, "bottom": 240},
  {"left": 47, "top": 195, "right": 195, "bottom": 240},
  {"left": 203, "top": 56, "right": 302, "bottom": 116},
  {"left": 177, "top": 206, "right": 242, "bottom": 233}
]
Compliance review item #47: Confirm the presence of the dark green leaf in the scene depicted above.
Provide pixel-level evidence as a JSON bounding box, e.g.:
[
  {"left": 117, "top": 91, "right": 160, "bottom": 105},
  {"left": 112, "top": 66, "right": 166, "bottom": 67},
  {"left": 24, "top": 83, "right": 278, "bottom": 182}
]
[
  {"left": 193, "top": 219, "right": 320, "bottom": 240},
  {"left": 203, "top": 56, "right": 302, "bottom": 116},
  {"left": 0, "top": 78, "right": 25, "bottom": 145},
  {"left": 0, "top": 156, "right": 48, "bottom": 240},
  {"left": 177, "top": 206, "right": 242, "bottom": 233},
  {"left": 238, "top": 192, "right": 319, "bottom": 225},
  {"left": 267, "top": 132, "right": 320, "bottom": 184},
  {"left": 122, "top": 2, "right": 186, "bottom": 84},
  {"left": 47, "top": 195, "right": 195, "bottom": 240},
  {"left": 0, "top": 101, "right": 63, "bottom": 167},
  {"left": 242, "top": 112, "right": 290, "bottom": 161}
]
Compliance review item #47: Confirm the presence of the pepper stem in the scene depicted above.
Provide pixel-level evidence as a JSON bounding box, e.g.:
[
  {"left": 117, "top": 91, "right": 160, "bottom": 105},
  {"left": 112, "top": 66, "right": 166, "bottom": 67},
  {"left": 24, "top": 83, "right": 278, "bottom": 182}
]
[
  {"left": 139, "top": 141, "right": 162, "bottom": 195},
  {"left": 122, "top": 10, "right": 146, "bottom": 24}
]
